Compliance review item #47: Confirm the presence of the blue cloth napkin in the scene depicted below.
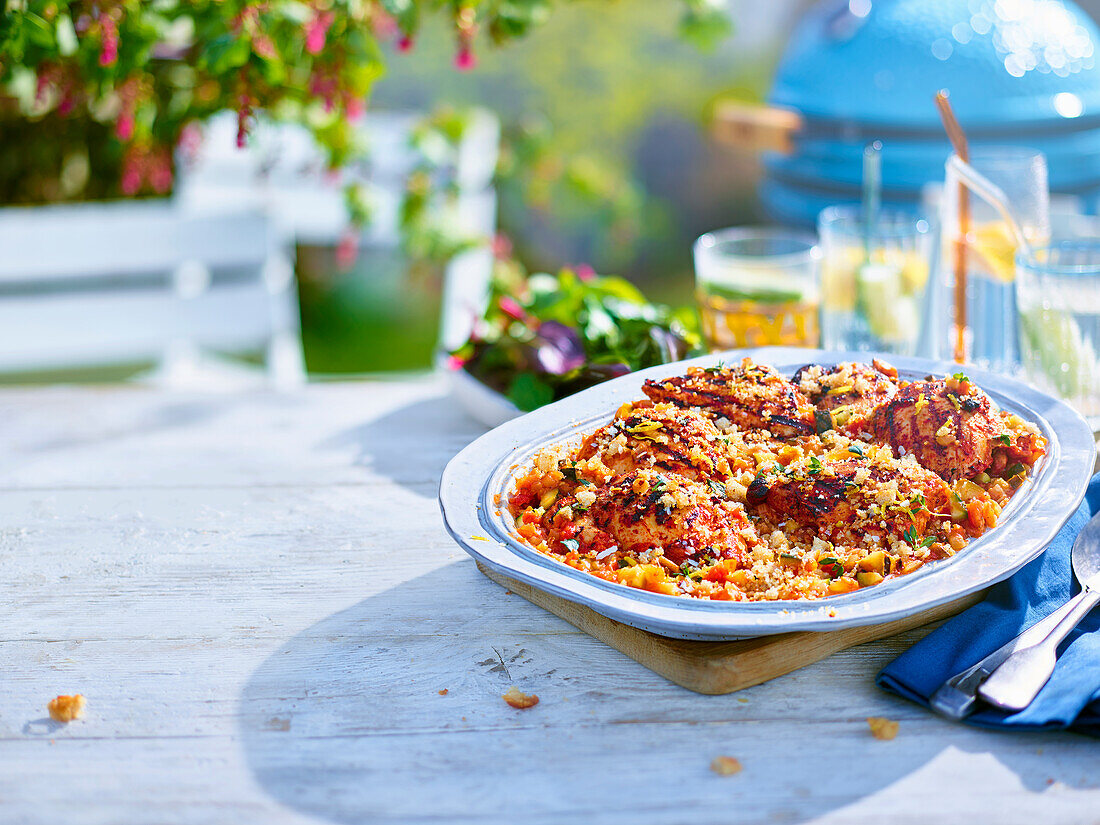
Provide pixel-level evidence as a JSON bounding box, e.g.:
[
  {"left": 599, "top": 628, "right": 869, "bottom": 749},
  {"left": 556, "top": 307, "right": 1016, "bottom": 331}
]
[{"left": 877, "top": 474, "right": 1100, "bottom": 735}]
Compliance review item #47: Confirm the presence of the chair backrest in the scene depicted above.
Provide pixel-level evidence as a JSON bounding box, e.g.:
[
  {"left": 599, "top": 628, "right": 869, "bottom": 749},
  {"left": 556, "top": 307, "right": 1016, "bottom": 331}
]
[{"left": 0, "top": 201, "right": 302, "bottom": 380}]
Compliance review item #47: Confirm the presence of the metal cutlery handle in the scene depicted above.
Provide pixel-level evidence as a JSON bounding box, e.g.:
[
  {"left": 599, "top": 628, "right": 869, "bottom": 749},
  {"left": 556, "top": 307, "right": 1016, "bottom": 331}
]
[
  {"left": 930, "top": 597, "right": 1081, "bottom": 719},
  {"left": 978, "top": 588, "right": 1100, "bottom": 712}
]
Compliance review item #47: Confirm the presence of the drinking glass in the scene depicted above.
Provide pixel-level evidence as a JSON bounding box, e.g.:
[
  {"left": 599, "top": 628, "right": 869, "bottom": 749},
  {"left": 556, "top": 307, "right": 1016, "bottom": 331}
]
[
  {"left": 1017, "top": 241, "right": 1100, "bottom": 425},
  {"left": 817, "top": 206, "right": 932, "bottom": 355},
  {"left": 940, "top": 147, "right": 1050, "bottom": 371},
  {"left": 693, "top": 227, "right": 820, "bottom": 350}
]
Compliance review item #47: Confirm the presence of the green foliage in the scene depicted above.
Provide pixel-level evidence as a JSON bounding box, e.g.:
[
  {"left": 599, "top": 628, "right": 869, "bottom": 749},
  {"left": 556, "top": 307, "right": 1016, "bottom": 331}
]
[
  {"left": 0, "top": 0, "right": 732, "bottom": 203},
  {"left": 679, "top": 0, "right": 734, "bottom": 51}
]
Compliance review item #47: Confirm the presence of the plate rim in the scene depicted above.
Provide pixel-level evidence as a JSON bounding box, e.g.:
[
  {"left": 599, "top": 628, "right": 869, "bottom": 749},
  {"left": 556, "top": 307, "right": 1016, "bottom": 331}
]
[{"left": 438, "top": 346, "right": 1096, "bottom": 639}]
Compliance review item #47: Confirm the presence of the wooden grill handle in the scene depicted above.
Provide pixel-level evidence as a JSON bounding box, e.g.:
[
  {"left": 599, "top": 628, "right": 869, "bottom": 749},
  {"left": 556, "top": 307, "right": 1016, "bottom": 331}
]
[{"left": 712, "top": 101, "right": 804, "bottom": 155}]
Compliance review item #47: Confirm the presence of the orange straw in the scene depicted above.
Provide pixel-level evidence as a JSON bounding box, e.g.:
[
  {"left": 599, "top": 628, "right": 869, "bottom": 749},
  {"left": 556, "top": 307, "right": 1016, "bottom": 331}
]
[{"left": 935, "top": 90, "right": 970, "bottom": 365}]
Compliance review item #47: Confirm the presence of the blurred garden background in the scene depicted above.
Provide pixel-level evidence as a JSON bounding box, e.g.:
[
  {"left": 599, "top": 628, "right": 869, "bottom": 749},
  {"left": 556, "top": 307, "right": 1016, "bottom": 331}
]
[
  {"left": 355, "top": 0, "right": 786, "bottom": 372},
  {"left": 6, "top": 0, "right": 1100, "bottom": 381},
  {"left": 0, "top": 0, "right": 798, "bottom": 378}
]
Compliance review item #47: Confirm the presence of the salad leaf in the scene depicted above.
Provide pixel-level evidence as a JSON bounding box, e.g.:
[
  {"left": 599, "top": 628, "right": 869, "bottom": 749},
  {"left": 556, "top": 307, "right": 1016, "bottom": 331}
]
[
  {"left": 508, "top": 373, "right": 555, "bottom": 412},
  {"left": 454, "top": 266, "right": 702, "bottom": 410}
]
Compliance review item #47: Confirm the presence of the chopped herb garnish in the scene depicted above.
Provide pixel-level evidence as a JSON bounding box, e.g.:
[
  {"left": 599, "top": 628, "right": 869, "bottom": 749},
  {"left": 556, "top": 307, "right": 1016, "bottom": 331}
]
[
  {"left": 848, "top": 444, "right": 865, "bottom": 456},
  {"left": 903, "top": 526, "right": 918, "bottom": 544},
  {"left": 708, "top": 479, "right": 729, "bottom": 499},
  {"left": 560, "top": 539, "right": 580, "bottom": 552},
  {"left": 703, "top": 361, "right": 726, "bottom": 374},
  {"left": 808, "top": 456, "right": 824, "bottom": 475},
  {"left": 560, "top": 465, "right": 578, "bottom": 480},
  {"left": 1005, "top": 462, "right": 1027, "bottom": 478},
  {"left": 952, "top": 372, "right": 970, "bottom": 382},
  {"left": 996, "top": 434, "right": 1012, "bottom": 446},
  {"left": 919, "top": 536, "right": 937, "bottom": 548}
]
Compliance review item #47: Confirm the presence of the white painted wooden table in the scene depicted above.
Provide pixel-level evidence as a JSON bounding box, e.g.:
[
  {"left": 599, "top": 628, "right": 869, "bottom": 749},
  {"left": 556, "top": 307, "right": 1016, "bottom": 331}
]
[{"left": 2, "top": 376, "right": 1098, "bottom": 825}]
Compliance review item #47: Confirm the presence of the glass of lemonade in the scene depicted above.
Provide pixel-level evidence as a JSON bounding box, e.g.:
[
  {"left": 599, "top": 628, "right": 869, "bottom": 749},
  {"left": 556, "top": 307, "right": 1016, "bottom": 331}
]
[
  {"left": 693, "top": 227, "right": 821, "bottom": 350},
  {"left": 1017, "top": 240, "right": 1100, "bottom": 425},
  {"left": 941, "top": 147, "right": 1050, "bottom": 372},
  {"left": 817, "top": 206, "right": 932, "bottom": 355}
]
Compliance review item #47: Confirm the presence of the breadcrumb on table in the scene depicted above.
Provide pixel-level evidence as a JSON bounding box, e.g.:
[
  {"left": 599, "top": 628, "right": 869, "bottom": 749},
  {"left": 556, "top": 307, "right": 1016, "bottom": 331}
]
[
  {"left": 502, "top": 686, "right": 539, "bottom": 709},
  {"left": 867, "top": 716, "right": 899, "bottom": 740},
  {"left": 710, "top": 756, "right": 742, "bottom": 776},
  {"left": 47, "top": 694, "right": 85, "bottom": 723}
]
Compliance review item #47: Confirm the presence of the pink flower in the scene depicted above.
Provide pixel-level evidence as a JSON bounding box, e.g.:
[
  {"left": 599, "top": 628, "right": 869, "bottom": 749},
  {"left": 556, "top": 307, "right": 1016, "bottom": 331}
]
[
  {"left": 177, "top": 122, "right": 203, "bottom": 163},
  {"left": 120, "top": 166, "right": 142, "bottom": 196},
  {"left": 491, "top": 233, "right": 513, "bottom": 260},
  {"left": 498, "top": 296, "right": 527, "bottom": 323},
  {"left": 99, "top": 16, "right": 118, "bottom": 67},
  {"left": 115, "top": 111, "right": 134, "bottom": 142},
  {"left": 454, "top": 46, "right": 476, "bottom": 71},
  {"left": 371, "top": 10, "right": 399, "bottom": 39},
  {"left": 336, "top": 229, "right": 358, "bottom": 269},
  {"left": 345, "top": 97, "right": 365, "bottom": 120},
  {"left": 397, "top": 35, "right": 414, "bottom": 53},
  {"left": 305, "top": 11, "right": 334, "bottom": 55},
  {"left": 150, "top": 160, "right": 173, "bottom": 194},
  {"left": 574, "top": 263, "right": 596, "bottom": 281},
  {"left": 446, "top": 354, "right": 467, "bottom": 371},
  {"left": 236, "top": 102, "right": 252, "bottom": 149},
  {"left": 253, "top": 33, "right": 277, "bottom": 60},
  {"left": 35, "top": 70, "right": 52, "bottom": 104}
]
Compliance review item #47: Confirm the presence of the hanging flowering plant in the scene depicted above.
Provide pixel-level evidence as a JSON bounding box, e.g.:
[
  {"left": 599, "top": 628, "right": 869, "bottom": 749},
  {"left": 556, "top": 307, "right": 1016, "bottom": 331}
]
[{"left": 0, "top": 1, "right": 730, "bottom": 203}]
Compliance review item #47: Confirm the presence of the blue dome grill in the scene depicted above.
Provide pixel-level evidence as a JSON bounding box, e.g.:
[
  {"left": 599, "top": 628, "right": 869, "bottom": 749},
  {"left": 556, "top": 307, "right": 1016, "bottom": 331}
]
[{"left": 760, "top": 0, "right": 1100, "bottom": 224}]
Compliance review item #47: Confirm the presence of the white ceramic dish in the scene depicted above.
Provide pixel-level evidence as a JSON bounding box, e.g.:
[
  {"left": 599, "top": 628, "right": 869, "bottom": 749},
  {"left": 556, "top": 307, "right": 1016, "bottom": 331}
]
[
  {"left": 439, "top": 347, "right": 1096, "bottom": 640},
  {"left": 443, "top": 361, "right": 521, "bottom": 428}
]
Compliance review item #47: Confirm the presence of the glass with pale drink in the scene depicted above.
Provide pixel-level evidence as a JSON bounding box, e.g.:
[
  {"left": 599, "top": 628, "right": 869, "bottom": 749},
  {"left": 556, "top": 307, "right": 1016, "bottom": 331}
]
[
  {"left": 817, "top": 206, "right": 932, "bottom": 355},
  {"left": 941, "top": 147, "right": 1049, "bottom": 372},
  {"left": 694, "top": 228, "right": 821, "bottom": 350}
]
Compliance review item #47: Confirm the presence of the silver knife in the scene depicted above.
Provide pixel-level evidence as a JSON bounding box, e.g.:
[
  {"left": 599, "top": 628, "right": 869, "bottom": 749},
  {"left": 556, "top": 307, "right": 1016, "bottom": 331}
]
[{"left": 929, "top": 597, "right": 1080, "bottom": 720}]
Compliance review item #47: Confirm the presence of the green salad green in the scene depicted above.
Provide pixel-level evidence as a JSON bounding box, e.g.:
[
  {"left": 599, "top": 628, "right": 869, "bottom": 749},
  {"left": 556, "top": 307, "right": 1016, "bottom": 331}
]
[{"left": 450, "top": 267, "right": 703, "bottom": 411}]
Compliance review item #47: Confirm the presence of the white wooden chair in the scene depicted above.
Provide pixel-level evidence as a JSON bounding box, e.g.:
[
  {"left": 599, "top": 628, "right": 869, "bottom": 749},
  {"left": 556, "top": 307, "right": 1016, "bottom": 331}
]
[{"left": 0, "top": 201, "right": 304, "bottom": 386}]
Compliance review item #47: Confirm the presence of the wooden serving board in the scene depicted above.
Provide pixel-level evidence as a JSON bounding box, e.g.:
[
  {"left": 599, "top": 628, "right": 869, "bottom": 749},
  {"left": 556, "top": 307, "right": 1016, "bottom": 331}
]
[{"left": 477, "top": 562, "right": 983, "bottom": 695}]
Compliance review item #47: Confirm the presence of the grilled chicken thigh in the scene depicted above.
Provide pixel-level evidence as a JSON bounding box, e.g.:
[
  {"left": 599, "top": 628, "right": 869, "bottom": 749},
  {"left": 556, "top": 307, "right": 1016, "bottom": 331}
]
[
  {"left": 577, "top": 402, "right": 731, "bottom": 482},
  {"left": 747, "top": 454, "right": 949, "bottom": 536},
  {"left": 587, "top": 469, "right": 750, "bottom": 564},
  {"left": 870, "top": 376, "right": 1002, "bottom": 481},
  {"left": 643, "top": 359, "right": 815, "bottom": 438},
  {"left": 794, "top": 360, "right": 900, "bottom": 432}
]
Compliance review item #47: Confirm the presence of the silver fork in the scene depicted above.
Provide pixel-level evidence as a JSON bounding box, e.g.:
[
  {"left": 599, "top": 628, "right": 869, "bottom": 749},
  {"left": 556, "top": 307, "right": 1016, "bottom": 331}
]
[{"left": 930, "top": 597, "right": 1080, "bottom": 719}]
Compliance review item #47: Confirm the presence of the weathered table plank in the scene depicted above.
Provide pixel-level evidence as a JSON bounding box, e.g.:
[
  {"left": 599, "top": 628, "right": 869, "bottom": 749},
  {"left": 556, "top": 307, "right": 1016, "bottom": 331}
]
[{"left": 0, "top": 378, "right": 1097, "bottom": 824}]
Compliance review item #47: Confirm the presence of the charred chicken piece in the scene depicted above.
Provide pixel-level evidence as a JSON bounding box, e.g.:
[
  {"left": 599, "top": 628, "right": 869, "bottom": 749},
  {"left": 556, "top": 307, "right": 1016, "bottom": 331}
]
[
  {"left": 747, "top": 454, "right": 949, "bottom": 536},
  {"left": 870, "top": 376, "right": 1002, "bottom": 482},
  {"left": 793, "top": 360, "right": 900, "bottom": 432},
  {"left": 577, "top": 403, "right": 731, "bottom": 482},
  {"left": 587, "top": 469, "right": 749, "bottom": 565},
  {"left": 642, "top": 359, "right": 815, "bottom": 438}
]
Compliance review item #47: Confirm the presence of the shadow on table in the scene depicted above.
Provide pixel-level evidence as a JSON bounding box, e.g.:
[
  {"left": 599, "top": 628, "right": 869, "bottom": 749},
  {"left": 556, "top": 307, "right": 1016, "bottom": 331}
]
[
  {"left": 239, "top": 561, "right": 1100, "bottom": 825},
  {"left": 318, "top": 392, "right": 485, "bottom": 498}
]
